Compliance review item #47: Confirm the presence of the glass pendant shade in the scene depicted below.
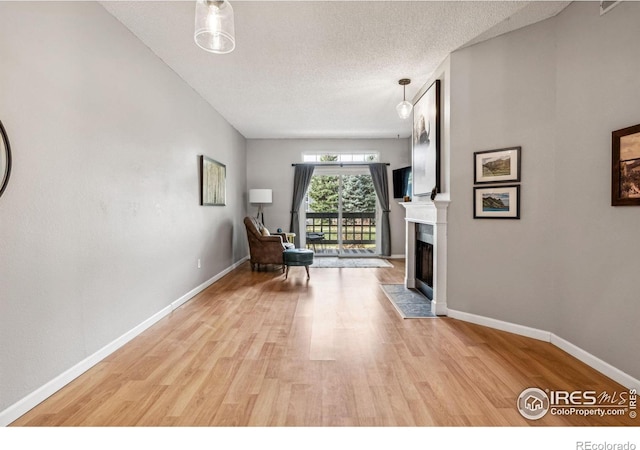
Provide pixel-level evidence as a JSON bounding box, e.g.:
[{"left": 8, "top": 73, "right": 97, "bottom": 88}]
[
  {"left": 396, "top": 78, "right": 412, "bottom": 119},
  {"left": 194, "top": 0, "right": 235, "bottom": 54},
  {"left": 396, "top": 100, "right": 413, "bottom": 120}
]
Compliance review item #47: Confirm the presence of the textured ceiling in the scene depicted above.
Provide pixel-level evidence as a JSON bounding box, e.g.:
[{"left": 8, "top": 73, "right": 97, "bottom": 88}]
[{"left": 101, "top": 1, "right": 570, "bottom": 139}]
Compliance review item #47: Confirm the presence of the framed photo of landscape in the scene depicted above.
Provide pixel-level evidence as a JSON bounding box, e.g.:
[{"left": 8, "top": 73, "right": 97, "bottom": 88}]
[
  {"left": 612, "top": 123, "right": 640, "bottom": 206},
  {"left": 200, "top": 155, "right": 226, "bottom": 206},
  {"left": 474, "top": 185, "right": 520, "bottom": 219},
  {"left": 412, "top": 79, "right": 440, "bottom": 197},
  {"left": 474, "top": 147, "right": 521, "bottom": 184}
]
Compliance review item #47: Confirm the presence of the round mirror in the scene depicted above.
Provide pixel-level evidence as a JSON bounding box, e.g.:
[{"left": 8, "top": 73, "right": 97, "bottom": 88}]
[{"left": 0, "top": 120, "right": 11, "bottom": 199}]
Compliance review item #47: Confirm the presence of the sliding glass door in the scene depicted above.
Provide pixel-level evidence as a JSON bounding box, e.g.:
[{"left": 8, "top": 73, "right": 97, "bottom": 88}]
[{"left": 305, "top": 169, "right": 378, "bottom": 256}]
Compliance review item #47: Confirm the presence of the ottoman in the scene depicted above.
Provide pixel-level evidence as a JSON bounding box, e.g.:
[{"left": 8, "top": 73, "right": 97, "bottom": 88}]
[{"left": 283, "top": 248, "right": 314, "bottom": 279}]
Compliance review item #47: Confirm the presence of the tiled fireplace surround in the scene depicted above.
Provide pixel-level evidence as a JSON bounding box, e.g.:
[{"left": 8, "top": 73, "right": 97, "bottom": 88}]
[{"left": 401, "top": 200, "right": 450, "bottom": 316}]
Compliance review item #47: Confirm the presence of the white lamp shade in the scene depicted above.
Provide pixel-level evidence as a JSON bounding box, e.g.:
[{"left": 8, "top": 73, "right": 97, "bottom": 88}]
[
  {"left": 249, "top": 189, "right": 272, "bottom": 204},
  {"left": 194, "top": 0, "right": 236, "bottom": 54}
]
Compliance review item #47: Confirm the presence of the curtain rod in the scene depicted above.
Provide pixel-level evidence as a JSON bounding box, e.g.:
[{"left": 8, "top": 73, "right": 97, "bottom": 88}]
[{"left": 291, "top": 162, "right": 390, "bottom": 167}]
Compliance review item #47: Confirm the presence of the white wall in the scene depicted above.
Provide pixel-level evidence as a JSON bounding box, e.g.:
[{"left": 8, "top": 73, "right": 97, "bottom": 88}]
[
  {"left": 0, "top": 2, "right": 247, "bottom": 414},
  {"left": 246, "top": 139, "right": 411, "bottom": 256},
  {"left": 553, "top": 1, "right": 640, "bottom": 379},
  {"left": 447, "top": 1, "right": 640, "bottom": 379},
  {"left": 448, "top": 14, "right": 558, "bottom": 332}
]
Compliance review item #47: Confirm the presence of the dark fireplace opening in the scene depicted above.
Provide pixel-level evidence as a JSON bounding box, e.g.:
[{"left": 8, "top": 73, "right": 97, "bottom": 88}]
[{"left": 415, "top": 224, "right": 434, "bottom": 300}]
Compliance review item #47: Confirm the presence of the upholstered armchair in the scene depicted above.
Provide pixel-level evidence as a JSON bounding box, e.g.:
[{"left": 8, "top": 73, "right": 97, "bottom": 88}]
[{"left": 244, "top": 216, "right": 294, "bottom": 271}]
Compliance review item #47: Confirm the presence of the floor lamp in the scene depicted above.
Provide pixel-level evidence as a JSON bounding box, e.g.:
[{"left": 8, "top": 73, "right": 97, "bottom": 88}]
[{"left": 249, "top": 189, "right": 272, "bottom": 225}]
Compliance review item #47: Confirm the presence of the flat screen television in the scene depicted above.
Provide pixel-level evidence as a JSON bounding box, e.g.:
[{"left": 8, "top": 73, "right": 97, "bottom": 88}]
[{"left": 392, "top": 166, "right": 412, "bottom": 199}]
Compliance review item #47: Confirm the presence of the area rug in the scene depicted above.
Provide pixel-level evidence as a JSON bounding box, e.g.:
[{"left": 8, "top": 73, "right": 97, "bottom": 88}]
[
  {"left": 311, "top": 257, "right": 393, "bottom": 268},
  {"left": 380, "top": 284, "right": 437, "bottom": 318}
]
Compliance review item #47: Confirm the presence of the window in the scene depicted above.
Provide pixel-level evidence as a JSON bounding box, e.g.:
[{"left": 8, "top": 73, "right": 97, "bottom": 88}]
[{"left": 302, "top": 152, "right": 379, "bottom": 163}]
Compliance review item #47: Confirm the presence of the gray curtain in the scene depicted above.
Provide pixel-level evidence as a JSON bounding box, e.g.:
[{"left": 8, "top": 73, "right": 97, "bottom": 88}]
[
  {"left": 369, "top": 163, "right": 391, "bottom": 257},
  {"left": 289, "top": 164, "right": 315, "bottom": 248}
]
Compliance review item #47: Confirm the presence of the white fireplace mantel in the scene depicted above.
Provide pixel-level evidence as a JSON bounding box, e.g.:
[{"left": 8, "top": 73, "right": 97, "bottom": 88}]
[{"left": 401, "top": 200, "right": 450, "bottom": 316}]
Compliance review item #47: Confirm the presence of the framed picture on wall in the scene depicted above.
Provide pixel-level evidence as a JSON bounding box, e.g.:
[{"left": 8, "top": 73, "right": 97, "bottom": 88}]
[
  {"left": 200, "top": 155, "right": 226, "bottom": 206},
  {"left": 611, "top": 123, "right": 640, "bottom": 206},
  {"left": 474, "top": 185, "right": 520, "bottom": 219},
  {"left": 412, "top": 79, "right": 441, "bottom": 198},
  {"left": 474, "top": 147, "right": 521, "bottom": 184}
]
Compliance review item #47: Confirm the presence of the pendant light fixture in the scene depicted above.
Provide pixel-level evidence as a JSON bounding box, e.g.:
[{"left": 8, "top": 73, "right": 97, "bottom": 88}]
[
  {"left": 396, "top": 78, "right": 413, "bottom": 120},
  {"left": 194, "top": 0, "right": 235, "bottom": 54}
]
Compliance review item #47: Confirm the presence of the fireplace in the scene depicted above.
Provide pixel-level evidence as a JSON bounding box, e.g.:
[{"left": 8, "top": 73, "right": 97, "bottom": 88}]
[
  {"left": 415, "top": 223, "right": 434, "bottom": 300},
  {"left": 401, "top": 200, "right": 449, "bottom": 315}
]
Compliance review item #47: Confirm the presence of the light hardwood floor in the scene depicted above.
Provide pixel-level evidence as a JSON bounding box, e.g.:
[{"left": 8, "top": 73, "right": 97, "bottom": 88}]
[{"left": 11, "top": 259, "right": 636, "bottom": 426}]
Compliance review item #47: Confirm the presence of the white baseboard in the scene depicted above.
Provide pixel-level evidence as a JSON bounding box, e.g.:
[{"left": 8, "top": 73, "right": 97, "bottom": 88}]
[
  {"left": 447, "top": 308, "right": 551, "bottom": 341},
  {"left": 388, "top": 254, "right": 406, "bottom": 260},
  {"left": 0, "top": 304, "right": 173, "bottom": 427},
  {"left": 447, "top": 308, "right": 640, "bottom": 390},
  {"left": 550, "top": 333, "right": 640, "bottom": 391},
  {"left": 0, "top": 256, "right": 249, "bottom": 427}
]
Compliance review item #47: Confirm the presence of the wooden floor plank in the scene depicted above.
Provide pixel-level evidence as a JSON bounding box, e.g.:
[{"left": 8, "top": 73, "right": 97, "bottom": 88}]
[{"left": 9, "top": 259, "right": 637, "bottom": 426}]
